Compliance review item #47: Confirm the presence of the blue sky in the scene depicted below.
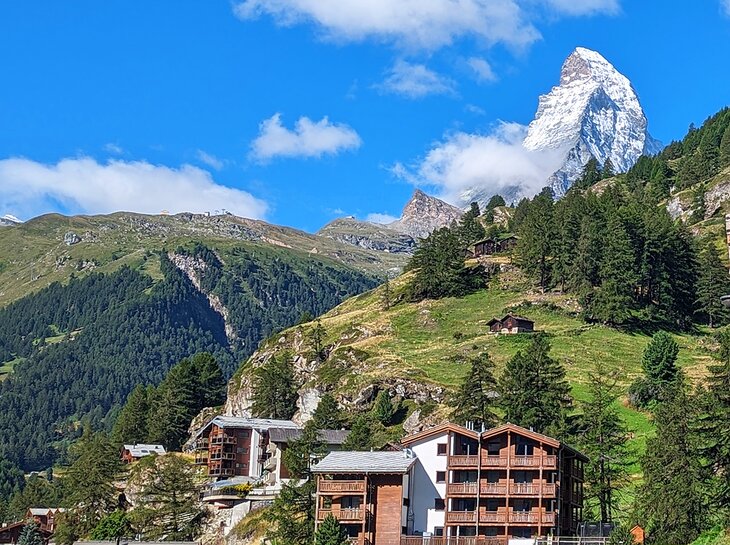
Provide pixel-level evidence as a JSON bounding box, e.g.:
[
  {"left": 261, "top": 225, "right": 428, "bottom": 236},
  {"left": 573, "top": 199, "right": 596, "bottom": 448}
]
[{"left": 1, "top": 1, "right": 729, "bottom": 232}]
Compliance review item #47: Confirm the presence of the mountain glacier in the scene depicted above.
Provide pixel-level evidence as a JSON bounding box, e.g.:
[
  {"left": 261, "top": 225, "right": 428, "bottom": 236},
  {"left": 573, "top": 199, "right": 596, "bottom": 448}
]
[{"left": 524, "top": 47, "right": 661, "bottom": 196}]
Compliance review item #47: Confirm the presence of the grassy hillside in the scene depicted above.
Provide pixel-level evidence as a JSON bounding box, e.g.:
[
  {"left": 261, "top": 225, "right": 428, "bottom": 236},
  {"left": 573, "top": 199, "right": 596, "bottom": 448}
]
[
  {"left": 0, "top": 211, "right": 405, "bottom": 307},
  {"left": 240, "top": 267, "right": 717, "bottom": 469}
]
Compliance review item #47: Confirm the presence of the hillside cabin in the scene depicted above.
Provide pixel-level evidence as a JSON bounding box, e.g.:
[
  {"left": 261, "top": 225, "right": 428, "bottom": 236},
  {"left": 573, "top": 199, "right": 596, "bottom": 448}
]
[
  {"left": 488, "top": 314, "right": 535, "bottom": 334},
  {"left": 472, "top": 235, "right": 519, "bottom": 257},
  {"left": 26, "top": 508, "right": 65, "bottom": 532},
  {"left": 121, "top": 444, "right": 166, "bottom": 464},
  {"left": 0, "top": 522, "right": 53, "bottom": 545}
]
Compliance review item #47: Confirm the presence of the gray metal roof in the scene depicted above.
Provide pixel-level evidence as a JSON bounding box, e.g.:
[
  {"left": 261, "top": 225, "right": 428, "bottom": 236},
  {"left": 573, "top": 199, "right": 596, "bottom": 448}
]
[
  {"left": 193, "top": 415, "right": 300, "bottom": 438},
  {"left": 269, "top": 427, "right": 350, "bottom": 445},
  {"left": 312, "top": 451, "right": 416, "bottom": 474},
  {"left": 123, "top": 444, "right": 166, "bottom": 457}
]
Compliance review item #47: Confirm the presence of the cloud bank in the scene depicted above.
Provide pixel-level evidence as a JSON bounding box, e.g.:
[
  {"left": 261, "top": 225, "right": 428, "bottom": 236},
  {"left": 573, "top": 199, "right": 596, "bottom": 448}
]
[
  {"left": 234, "top": 0, "right": 620, "bottom": 51},
  {"left": 365, "top": 212, "right": 399, "bottom": 224},
  {"left": 395, "top": 122, "right": 566, "bottom": 204},
  {"left": 376, "top": 61, "right": 456, "bottom": 98},
  {"left": 0, "top": 157, "right": 268, "bottom": 220},
  {"left": 250, "top": 114, "right": 362, "bottom": 161},
  {"left": 722, "top": 0, "right": 730, "bottom": 16}
]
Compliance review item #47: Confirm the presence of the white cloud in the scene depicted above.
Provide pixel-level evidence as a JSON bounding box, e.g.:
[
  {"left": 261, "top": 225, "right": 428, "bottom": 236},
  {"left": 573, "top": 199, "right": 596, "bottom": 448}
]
[
  {"left": 233, "top": 0, "right": 619, "bottom": 51},
  {"left": 196, "top": 149, "right": 225, "bottom": 170},
  {"left": 377, "top": 61, "right": 457, "bottom": 98},
  {"left": 396, "top": 122, "right": 566, "bottom": 204},
  {"left": 465, "top": 104, "right": 486, "bottom": 116},
  {"left": 250, "top": 114, "right": 362, "bottom": 161},
  {"left": 540, "top": 0, "right": 620, "bottom": 16},
  {"left": 467, "top": 57, "right": 497, "bottom": 83},
  {"left": 104, "top": 143, "right": 124, "bottom": 155},
  {"left": 722, "top": 0, "right": 730, "bottom": 15},
  {"left": 0, "top": 157, "right": 268, "bottom": 220},
  {"left": 365, "top": 212, "right": 399, "bottom": 224}
]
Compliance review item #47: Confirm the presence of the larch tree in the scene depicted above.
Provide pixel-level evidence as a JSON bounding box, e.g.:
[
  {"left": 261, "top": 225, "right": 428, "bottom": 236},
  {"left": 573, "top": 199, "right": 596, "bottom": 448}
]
[
  {"left": 314, "top": 513, "right": 349, "bottom": 545},
  {"left": 251, "top": 352, "right": 299, "bottom": 420},
  {"left": 695, "top": 241, "right": 730, "bottom": 327}
]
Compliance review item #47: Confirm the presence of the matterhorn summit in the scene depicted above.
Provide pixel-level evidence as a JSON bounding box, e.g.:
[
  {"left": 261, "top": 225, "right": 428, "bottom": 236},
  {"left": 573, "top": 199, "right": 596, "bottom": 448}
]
[{"left": 524, "top": 47, "right": 661, "bottom": 196}]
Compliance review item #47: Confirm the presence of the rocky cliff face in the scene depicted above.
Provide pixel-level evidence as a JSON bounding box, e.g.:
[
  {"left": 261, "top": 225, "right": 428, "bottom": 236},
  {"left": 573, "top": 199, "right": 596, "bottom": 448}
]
[
  {"left": 0, "top": 215, "right": 21, "bottom": 227},
  {"left": 317, "top": 217, "right": 416, "bottom": 254},
  {"left": 523, "top": 47, "right": 661, "bottom": 196},
  {"left": 388, "top": 189, "right": 464, "bottom": 239}
]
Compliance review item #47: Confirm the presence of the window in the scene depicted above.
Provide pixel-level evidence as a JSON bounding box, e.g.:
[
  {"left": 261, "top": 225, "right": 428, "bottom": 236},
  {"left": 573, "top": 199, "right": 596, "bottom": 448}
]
[
  {"left": 486, "top": 499, "right": 500, "bottom": 512},
  {"left": 434, "top": 528, "right": 444, "bottom": 537},
  {"left": 434, "top": 498, "right": 445, "bottom": 511},
  {"left": 342, "top": 497, "right": 362, "bottom": 510},
  {"left": 513, "top": 528, "right": 533, "bottom": 539},
  {"left": 241, "top": 431, "right": 250, "bottom": 438},
  {"left": 436, "top": 471, "right": 446, "bottom": 483},
  {"left": 487, "top": 440, "right": 502, "bottom": 455},
  {"left": 437, "top": 443, "right": 447, "bottom": 456}
]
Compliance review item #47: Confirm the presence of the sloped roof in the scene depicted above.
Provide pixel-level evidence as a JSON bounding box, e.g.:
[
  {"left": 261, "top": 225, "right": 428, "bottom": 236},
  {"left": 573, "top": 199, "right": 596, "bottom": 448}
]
[
  {"left": 488, "top": 314, "right": 534, "bottom": 325},
  {"left": 401, "top": 423, "right": 476, "bottom": 445},
  {"left": 268, "top": 428, "right": 349, "bottom": 445},
  {"left": 193, "top": 415, "right": 300, "bottom": 438},
  {"left": 312, "top": 451, "right": 416, "bottom": 474},
  {"left": 123, "top": 444, "right": 166, "bottom": 457}
]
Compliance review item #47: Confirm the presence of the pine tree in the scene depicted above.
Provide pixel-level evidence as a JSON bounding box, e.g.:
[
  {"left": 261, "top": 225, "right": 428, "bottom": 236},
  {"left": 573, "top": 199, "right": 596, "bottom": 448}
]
[
  {"left": 639, "top": 331, "right": 679, "bottom": 404},
  {"left": 130, "top": 455, "right": 204, "bottom": 541},
  {"left": 380, "top": 277, "right": 392, "bottom": 311},
  {"left": 589, "top": 214, "right": 637, "bottom": 324},
  {"left": 315, "top": 514, "right": 349, "bottom": 545},
  {"left": 695, "top": 242, "right": 730, "bottom": 327},
  {"left": 308, "top": 321, "right": 328, "bottom": 362},
  {"left": 372, "top": 390, "right": 394, "bottom": 426},
  {"left": 251, "top": 352, "right": 299, "bottom": 420},
  {"left": 575, "top": 157, "right": 601, "bottom": 189},
  {"left": 457, "top": 202, "right": 486, "bottom": 245},
  {"left": 146, "top": 379, "right": 193, "bottom": 450},
  {"left": 720, "top": 123, "right": 730, "bottom": 167},
  {"left": 577, "top": 364, "right": 631, "bottom": 523},
  {"left": 451, "top": 352, "right": 499, "bottom": 428},
  {"left": 90, "top": 510, "right": 133, "bottom": 541},
  {"left": 516, "top": 189, "right": 555, "bottom": 292},
  {"left": 499, "top": 334, "right": 572, "bottom": 437},
  {"left": 112, "top": 384, "right": 152, "bottom": 445},
  {"left": 64, "top": 428, "right": 123, "bottom": 535},
  {"left": 601, "top": 158, "right": 615, "bottom": 179},
  {"left": 189, "top": 352, "right": 226, "bottom": 409},
  {"left": 17, "top": 520, "right": 43, "bottom": 545},
  {"left": 342, "top": 415, "right": 372, "bottom": 451},
  {"left": 696, "top": 329, "right": 730, "bottom": 514},
  {"left": 570, "top": 215, "right": 603, "bottom": 293},
  {"left": 311, "top": 393, "right": 344, "bottom": 430},
  {"left": 639, "top": 381, "right": 707, "bottom": 545}
]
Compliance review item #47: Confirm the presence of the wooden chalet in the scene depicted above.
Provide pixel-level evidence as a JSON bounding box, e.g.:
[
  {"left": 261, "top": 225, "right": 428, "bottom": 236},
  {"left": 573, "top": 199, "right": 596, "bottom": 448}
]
[
  {"left": 472, "top": 235, "right": 519, "bottom": 258},
  {"left": 121, "top": 444, "right": 166, "bottom": 464},
  {"left": 487, "top": 315, "right": 534, "bottom": 334}
]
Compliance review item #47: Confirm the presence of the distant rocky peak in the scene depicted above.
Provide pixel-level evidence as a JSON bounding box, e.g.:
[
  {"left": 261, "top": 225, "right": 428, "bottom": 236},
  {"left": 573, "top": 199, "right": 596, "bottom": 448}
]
[{"left": 388, "top": 189, "right": 464, "bottom": 240}]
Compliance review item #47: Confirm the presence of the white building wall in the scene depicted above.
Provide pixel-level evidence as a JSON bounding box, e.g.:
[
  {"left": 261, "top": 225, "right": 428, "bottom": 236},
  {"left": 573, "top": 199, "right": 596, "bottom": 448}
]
[
  {"left": 250, "top": 429, "right": 262, "bottom": 476},
  {"left": 408, "top": 433, "right": 448, "bottom": 535}
]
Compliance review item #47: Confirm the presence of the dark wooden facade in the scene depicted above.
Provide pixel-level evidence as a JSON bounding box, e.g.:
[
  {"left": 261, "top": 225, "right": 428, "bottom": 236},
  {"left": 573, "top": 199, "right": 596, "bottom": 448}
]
[
  {"left": 472, "top": 236, "right": 518, "bottom": 258},
  {"left": 487, "top": 315, "right": 534, "bottom": 334},
  {"left": 194, "top": 423, "right": 256, "bottom": 478}
]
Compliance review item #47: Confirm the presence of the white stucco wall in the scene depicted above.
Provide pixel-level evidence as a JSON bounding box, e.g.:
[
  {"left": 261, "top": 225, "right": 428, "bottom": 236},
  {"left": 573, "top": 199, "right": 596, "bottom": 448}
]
[{"left": 408, "top": 433, "right": 448, "bottom": 535}]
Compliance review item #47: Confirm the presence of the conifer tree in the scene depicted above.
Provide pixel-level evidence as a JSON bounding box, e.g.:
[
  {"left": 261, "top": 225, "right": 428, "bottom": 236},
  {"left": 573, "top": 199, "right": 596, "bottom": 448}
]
[
  {"left": 696, "top": 329, "right": 730, "bottom": 514},
  {"left": 189, "top": 352, "right": 226, "bottom": 408},
  {"left": 90, "top": 510, "right": 133, "bottom": 541},
  {"left": 372, "top": 390, "right": 395, "bottom": 426},
  {"left": 695, "top": 242, "right": 730, "bottom": 327},
  {"left": 311, "top": 393, "right": 344, "bottom": 430},
  {"left": 601, "top": 158, "right": 615, "bottom": 179},
  {"left": 342, "top": 415, "right": 372, "bottom": 451},
  {"left": 641, "top": 331, "right": 679, "bottom": 397},
  {"left": 639, "top": 381, "right": 707, "bottom": 545},
  {"left": 457, "top": 202, "right": 486, "bottom": 245},
  {"left": 146, "top": 379, "right": 193, "bottom": 450},
  {"left": 251, "top": 352, "right": 299, "bottom": 420},
  {"left": 380, "top": 277, "right": 392, "bottom": 311},
  {"left": 64, "top": 429, "right": 123, "bottom": 536},
  {"left": 720, "top": 123, "right": 730, "bottom": 167},
  {"left": 516, "top": 189, "right": 555, "bottom": 292},
  {"left": 570, "top": 216, "right": 603, "bottom": 293},
  {"left": 308, "top": 321, "right": 328, "bottom": 362},
  {"left": 589, "top": 215, "right": 636, "bottom": 324},
  {"left": 112, "top": 384, "right": 152, "bottom": 445},
  {"left": 499, "top": 334, "right": 572, "bottom": 437},
  {"left": 315, "top": 514, "right": 349, "bottom": 545},
  {"left": 577, "top": 364, "right": 631, "bottom": 523},
  {"left": 130, "top": 455, "right": 204, "bottom": 541},
  {"left": 17, "top": 520, "right": 43, "bottom": 545},
  {"left": 451, "top": 352, "right": 500, "bottom": 428},
  {"left": 575, "top": 157, "right": 601, "bottom": 189}
]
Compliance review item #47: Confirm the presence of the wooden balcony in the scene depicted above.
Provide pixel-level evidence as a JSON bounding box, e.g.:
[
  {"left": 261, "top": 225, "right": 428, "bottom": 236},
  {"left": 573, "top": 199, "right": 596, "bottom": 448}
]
[
  {"left": 194, "top": 454, "right": 208, "bottom": 465},
  {"left": 509, "top": 483, "right": 557, "bottom": 496},
  {"left": 317, "top": 508, "right": 366, "bottom": 522},
  {"left": 480, "top": 510, "right": 508, "bottom": 524},
  {"left": 210, "top": 452, "right": 235, "bottom": 461},
  {"left": 481, "top": 483, "right": 508, "bottom": 495},
  {"left": 450, "top": 455, "right": 479, "bottom": 467},
  {"left": 210, "top": 434, "right": 236, "bottom": 445},
  {"left": 482, "top": 455, "right": 509, "bottom": 467},
  {"left": 446, "top": 511, "right": 478, "bottom": 524},
  {"left": 208, "top": 467, "right": 234, "bottom": 477},
  {"left": 508, "top": 510, "right": 556, "bottom": 525},
  {"left": 448, "top": 482, "right": 478, "bottom": 495},
  {"left": 319, "top": 480, "right": 366, "bottom": 494},
  {"left": 511, "top": 455, "right": 557, "bottom": 468},
  {"left": 401, "top": 538, "right": 506, "bottom": 545}
]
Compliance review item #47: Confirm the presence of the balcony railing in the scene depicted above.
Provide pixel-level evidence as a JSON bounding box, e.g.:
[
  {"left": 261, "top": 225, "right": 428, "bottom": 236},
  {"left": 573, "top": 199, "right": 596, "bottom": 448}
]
[
  {"left": 482, "top": 455, "right": 508, "bottom": 467},
  {"left": 210, "top": 452, "right": 235, "bottom": 461},
  {"left": 508, "top": 510, "right": 555, "bottom": 525},
  {"left": 480, "top": 511, "right": 507, "bottom": 524},
  {"left": 194, "top": 454, "right": 209, "bottom": 465},
  {"left": 319, "top": 480, "right": 366, "bottom": 494},
  {"left": 401, "top": 538, "right": 506, "bottom": 545},
  {"left": 208, "top": 467, "right": 234, "bottom": 477},
  {"left": 448, "top": 482, "right": 478, "bottom": 495},
  {"left": 511, "top": 455, "right": 557, "bottom": 468},
  {"left": 446, "top": 511, "right": 477, "bottom": 524},
  {"left": 450, "top": 455, "right": 479, "bottom": 467},
  {"left": 481, "top": 483, "right": 507, "bottom": 495},
  {"left": 317, "top": 508, "right": 365, "bottom": 522},
  {"left": 510, "top": 483, "right": 556, "bottom": 496}
]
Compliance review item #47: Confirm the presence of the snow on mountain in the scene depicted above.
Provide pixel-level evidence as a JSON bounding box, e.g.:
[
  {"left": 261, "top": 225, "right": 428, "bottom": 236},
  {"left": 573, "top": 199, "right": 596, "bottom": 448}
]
[
  {"left": 523, "top": 47, "right": 660, "bottom": 196},
  {"left": 0, "top": 214, "right": 22, "bottom": 227}
]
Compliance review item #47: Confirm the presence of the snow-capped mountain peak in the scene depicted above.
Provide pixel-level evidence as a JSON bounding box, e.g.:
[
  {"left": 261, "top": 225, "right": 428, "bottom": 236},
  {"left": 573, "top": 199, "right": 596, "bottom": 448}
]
[
  {"left": 523, "top": 47, "right": 660, "bottom": 196},
  {"left": 0, "top": 214, "right": 22, "bottom": 227}
]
